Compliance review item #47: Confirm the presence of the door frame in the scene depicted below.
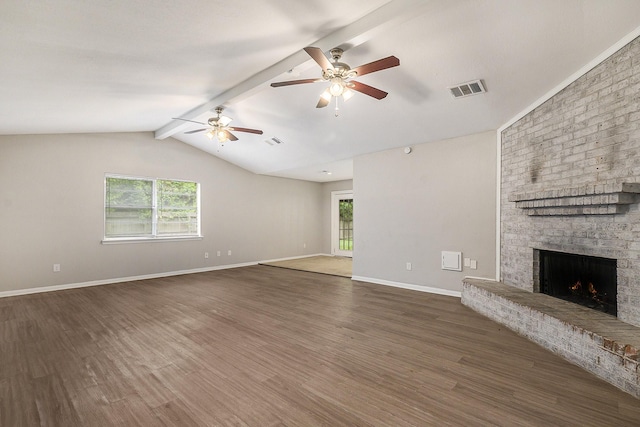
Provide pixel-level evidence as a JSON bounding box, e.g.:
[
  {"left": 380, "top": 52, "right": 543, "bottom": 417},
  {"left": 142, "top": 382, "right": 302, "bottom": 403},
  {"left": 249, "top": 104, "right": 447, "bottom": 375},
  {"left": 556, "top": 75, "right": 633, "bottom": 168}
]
[{"left": 331, "top": 190, "right": 353, "bottom": 257}]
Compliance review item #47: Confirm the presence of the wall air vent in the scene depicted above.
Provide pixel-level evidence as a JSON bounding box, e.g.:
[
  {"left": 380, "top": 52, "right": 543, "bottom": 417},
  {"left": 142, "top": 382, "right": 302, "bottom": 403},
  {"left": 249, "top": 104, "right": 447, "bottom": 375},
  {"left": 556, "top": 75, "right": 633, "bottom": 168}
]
[
  {"left": 264, "top": 137, "right": 284, "bottom": 146},
  {"left": 448, "top": 79, "right": 486, "bottom": 98}
]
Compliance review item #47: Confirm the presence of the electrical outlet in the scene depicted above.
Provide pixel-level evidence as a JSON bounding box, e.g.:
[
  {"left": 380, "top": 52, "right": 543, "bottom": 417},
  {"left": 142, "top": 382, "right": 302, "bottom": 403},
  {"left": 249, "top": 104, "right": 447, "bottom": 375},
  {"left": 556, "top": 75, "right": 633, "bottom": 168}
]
[
  {"left": 227, "top": 250, "right": 232, "bottom": 256},
  {"left": 53, "top": 264, "right": 61, "bottom": 272},
  {"left": 464, "top": 257, "right": 471, "bottom": 267},
  {"left": 406, "top": 262, "right": 412, "bottom": 271},
  {"left": 217, "top": 251, "right": 221, "bottom": 257},
  {"left": 204, "top": 252, "right": 209, "bottom": 259},
  {"left": 470, "top": 260, "right": 477, "bottom": 269},
  {"left": 303, "top": 243, "right": 306, "bottom": 249}
]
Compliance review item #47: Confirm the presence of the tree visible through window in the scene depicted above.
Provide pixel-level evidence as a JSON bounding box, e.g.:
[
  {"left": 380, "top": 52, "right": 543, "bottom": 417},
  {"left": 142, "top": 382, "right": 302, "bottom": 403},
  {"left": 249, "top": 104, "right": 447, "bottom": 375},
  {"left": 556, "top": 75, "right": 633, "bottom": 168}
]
[
  {"left": 105, "top": 175, "right": 199, "bottom": 239},
  {"left": 339, "top": 199, "right": 353, "bottom": 251}
]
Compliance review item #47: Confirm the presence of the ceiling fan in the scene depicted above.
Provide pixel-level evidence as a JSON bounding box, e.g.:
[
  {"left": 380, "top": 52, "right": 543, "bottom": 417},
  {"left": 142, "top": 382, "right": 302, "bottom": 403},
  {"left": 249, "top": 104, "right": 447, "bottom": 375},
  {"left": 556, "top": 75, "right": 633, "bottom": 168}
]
[
  {"left": 271, "top": 47, "right": 400, "bottom": 109},
  {"left": 174, "top": 107, "right": 263, "bottom": 143}
]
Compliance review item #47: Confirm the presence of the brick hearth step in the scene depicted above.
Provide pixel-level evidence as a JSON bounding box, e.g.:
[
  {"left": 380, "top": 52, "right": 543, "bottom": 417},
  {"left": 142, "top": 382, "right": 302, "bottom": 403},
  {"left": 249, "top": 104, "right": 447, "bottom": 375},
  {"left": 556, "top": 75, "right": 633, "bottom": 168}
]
[{"left": 462, "top": 278, "right": 640, "bottom": 398}]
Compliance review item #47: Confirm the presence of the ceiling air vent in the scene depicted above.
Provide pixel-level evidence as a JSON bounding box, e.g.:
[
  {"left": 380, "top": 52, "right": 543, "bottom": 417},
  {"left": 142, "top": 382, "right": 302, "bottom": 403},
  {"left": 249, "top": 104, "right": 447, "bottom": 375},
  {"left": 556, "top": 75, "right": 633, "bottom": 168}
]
[
  {"left": 448, "top": 79, "right": 486, "bottom": 98},
  {"left": 264, "top": 137, "right": 284, "bottom": 146}
]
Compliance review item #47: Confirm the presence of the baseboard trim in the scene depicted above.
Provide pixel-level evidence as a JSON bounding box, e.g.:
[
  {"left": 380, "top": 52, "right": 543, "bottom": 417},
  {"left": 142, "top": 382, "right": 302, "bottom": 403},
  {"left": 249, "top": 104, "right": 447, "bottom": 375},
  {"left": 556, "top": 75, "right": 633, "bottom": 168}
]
[
  {"left": 351, "top": 276, "right": 462, "bottom": 298},
  {"left": 0, "top": 261, "right": 259, "bottom": 299},
  {"left": 259, "top": 253, "right": 331, "bottom": 264},
  {"left": 2, "top": 259, "right": 466, "bottom": 300}
]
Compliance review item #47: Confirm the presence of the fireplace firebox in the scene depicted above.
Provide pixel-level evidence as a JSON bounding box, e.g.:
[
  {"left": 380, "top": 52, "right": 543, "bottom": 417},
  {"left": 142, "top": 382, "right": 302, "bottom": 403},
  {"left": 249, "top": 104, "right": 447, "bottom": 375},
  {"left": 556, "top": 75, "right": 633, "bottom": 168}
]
[{"left": 539, "top": 250, "right": 617, "bottom": 316}]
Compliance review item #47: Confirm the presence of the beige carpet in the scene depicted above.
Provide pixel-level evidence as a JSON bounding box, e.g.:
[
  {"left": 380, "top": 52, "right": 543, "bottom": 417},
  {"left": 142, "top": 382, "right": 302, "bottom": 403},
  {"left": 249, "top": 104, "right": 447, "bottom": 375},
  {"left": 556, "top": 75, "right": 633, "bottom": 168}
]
[{"left": 260, "top": 255, "right": 352, "bottom": 278}]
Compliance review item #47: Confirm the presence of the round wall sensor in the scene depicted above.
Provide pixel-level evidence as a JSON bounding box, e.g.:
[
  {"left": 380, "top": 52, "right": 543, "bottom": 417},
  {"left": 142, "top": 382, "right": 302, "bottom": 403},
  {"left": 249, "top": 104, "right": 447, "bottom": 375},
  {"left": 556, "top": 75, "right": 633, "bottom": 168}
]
[{"left": 404, "top": 147, "right": 412, "bottom": 154}]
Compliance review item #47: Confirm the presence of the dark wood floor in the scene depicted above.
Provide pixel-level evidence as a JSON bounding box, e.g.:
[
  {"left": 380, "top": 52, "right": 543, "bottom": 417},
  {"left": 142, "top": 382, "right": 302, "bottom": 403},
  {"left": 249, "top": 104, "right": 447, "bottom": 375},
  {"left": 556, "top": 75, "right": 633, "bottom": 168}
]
[{"left": 1, "top": 266, "right": 639, "bottom": 426}]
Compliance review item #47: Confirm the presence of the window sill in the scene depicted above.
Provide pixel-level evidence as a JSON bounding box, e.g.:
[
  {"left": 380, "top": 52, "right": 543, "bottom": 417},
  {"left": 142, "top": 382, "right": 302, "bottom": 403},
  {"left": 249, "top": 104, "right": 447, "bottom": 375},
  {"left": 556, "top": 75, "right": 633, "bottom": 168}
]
[{"left": 101, "top": 236, "right": 203, "bottom": 245}]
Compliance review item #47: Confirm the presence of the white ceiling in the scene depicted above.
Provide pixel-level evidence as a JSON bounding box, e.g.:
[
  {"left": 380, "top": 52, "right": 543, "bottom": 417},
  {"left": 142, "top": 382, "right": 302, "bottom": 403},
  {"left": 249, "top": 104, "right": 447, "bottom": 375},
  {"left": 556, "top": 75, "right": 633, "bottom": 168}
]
[{"left": 2, "top": 0, "right": 640, "bottom": 182}]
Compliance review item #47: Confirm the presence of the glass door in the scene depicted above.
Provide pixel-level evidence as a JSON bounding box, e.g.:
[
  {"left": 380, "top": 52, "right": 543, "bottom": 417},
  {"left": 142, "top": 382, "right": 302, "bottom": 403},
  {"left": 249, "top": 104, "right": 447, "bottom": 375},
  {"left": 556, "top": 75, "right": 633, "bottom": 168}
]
[{"left": 331, "top": 191, "right": 353, "bottom": 257}]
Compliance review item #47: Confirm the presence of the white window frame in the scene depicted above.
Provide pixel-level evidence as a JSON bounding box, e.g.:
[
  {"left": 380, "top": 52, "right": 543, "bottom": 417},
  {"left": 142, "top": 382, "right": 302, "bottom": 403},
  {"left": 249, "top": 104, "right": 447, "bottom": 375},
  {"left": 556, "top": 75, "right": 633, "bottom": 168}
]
[{"left": 102, "top": 174, "right": 202, "bottom": 244}]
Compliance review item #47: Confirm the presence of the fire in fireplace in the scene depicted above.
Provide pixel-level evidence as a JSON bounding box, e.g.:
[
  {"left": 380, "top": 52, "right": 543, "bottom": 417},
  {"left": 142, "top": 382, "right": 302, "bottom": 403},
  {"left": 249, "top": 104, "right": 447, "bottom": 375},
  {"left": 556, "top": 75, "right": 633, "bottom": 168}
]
[{"left": 539, "top": 250, "right": 617, "bottom": 316}]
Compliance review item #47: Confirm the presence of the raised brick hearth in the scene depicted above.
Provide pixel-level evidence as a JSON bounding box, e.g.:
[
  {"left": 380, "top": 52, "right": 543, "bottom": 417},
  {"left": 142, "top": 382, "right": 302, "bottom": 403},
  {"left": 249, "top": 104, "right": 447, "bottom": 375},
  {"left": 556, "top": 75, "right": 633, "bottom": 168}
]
[
  {"left": 462, "top": 34, "right": 640, "bottom": 398},
  {"left": 462, "top": 278, "right": 640, "bottom": 397}
]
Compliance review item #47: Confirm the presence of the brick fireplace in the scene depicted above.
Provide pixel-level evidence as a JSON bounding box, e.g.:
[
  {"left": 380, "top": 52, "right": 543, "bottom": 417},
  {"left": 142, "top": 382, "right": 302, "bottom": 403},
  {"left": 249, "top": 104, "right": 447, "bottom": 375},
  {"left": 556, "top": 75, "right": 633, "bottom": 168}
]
[
  {"left": 463, "top": 35, "right": 640, "bottom": 397},
  {"left": 501, "top": 33, "right": 640, "bottom": 326}
]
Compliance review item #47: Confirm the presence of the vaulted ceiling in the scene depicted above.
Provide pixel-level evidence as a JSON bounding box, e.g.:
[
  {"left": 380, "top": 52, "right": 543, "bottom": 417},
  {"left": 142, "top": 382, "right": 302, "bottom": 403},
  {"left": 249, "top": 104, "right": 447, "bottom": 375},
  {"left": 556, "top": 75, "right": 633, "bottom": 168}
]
[{"left": 2, "top": 0, "right": 640, "bottom": 181}]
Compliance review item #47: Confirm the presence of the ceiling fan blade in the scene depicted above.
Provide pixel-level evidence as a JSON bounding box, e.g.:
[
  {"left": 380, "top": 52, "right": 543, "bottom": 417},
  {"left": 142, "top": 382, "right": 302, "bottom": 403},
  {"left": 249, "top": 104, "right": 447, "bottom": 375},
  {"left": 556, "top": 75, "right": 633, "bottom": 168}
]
[
  {"left": 351, "top": 56, "right": 400, "bottom": 77},
  {"left": 316, "top": 95, "right": 330, "bottom": 108},
  {"left": 304, "top": 46, "right": 334, "bottom": 71},
  {"left": 225, "top": 131, "right": 239, "bottom": 141},
  {"left": 172, "top": 117, "right": 206, "bottom": 125},
  {"left": 229, "top": 127, "right": 263, "bottom": 135},
  {"left": 271, "top": 78, "right": 321, "bottom": 87},
  {"left": 350, "top": 80, "right": 388, "bottom": 100},
  {"left": 184, "top": 128, "right": 207, "bottom": 134}
]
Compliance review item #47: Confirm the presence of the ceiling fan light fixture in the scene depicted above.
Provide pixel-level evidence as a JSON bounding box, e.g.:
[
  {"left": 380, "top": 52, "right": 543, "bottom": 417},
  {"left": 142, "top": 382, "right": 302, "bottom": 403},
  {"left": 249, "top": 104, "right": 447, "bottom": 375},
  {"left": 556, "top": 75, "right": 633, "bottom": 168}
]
[
  {"left": 176, "top": 106, "right": 262, "bottom": 141},
  {"left": 329, "top": 78, "right": 345, "bottom": 96},
  {"left": 320, "top": 89, "right": 332, "bottom": 101},
  {"left": 217, "top": 130, "right": 228, "bottom": 143},
  {"left": 342, "top": 88, "right": 354, "bottom": 101},
  {"left": 270, "top": 46, "right": 400, "bottom": 109}
]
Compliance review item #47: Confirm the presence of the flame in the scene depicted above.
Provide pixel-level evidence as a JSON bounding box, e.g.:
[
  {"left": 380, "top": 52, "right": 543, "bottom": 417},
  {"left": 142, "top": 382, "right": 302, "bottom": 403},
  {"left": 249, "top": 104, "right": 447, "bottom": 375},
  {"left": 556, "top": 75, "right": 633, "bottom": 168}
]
[{"left": 568, "top": 280, "right": 607, "bottom": 305}]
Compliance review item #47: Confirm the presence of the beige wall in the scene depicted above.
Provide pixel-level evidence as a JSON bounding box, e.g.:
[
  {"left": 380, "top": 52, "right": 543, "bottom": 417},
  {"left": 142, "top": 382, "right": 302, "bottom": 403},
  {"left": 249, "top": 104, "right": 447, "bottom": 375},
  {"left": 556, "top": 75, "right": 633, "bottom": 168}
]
[
  {"left": 0, "top": 132, "right": 324, "bottom": 293},
  {"left": 0, "top": 130, "right": 496, "bottom": 295},
  {"left": 353, "top": 131, "right": 497, "bottom": 293}
]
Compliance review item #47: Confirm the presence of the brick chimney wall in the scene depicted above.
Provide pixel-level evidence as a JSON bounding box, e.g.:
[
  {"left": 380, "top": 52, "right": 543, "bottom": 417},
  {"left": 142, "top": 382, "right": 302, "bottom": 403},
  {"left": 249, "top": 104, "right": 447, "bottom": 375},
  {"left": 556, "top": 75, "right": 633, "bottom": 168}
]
[{"left": 500, "top": 36, "right": 640, "bottom": 327}]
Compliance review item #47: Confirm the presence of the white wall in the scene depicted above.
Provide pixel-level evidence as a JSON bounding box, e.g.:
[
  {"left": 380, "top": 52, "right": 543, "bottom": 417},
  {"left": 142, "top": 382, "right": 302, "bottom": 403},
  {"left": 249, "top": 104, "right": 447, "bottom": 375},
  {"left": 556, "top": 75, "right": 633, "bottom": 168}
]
[
  {"left": 353, "top": 131, "right": 497, "bottom": 293},
  {"left": 0, "top": 132, "right": 324, "bottom": 293}
]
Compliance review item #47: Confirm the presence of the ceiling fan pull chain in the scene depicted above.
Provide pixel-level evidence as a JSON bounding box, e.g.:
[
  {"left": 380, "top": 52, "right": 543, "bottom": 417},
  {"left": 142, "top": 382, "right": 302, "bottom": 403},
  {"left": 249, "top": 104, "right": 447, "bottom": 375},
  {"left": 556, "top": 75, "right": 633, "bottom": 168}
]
[{"left": 335, "top": 96, "right": 340, "bottom": 117}]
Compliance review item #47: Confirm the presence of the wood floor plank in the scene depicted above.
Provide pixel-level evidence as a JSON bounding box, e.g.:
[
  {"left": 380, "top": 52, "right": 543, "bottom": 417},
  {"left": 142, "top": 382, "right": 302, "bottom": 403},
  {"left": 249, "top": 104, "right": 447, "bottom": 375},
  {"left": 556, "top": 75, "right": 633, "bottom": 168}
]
[
  {"left": 1, "top": 374, "right": 41, "bottom": 426},
  {"left": 1, "top": 265, "right": 639, "bottom": 426},
  {"left": 32, "top": 373, "right": 82, "bottom": 426},
  {"left": 104, "top": 393, "right": 160, "bottom": 426},
  {"left": 152, "top": 398, "right": 207, "bottom": 427},
  {"left": 65, "top": 384, "right": 111, "bottom": 426}
]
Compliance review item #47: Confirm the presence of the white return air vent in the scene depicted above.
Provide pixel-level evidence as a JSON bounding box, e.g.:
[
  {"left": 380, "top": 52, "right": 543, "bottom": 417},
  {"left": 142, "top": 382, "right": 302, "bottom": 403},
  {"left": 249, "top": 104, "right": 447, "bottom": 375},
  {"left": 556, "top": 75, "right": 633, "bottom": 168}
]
[{"left": 448, "top": 79, "right": 486, "bottom": 98}]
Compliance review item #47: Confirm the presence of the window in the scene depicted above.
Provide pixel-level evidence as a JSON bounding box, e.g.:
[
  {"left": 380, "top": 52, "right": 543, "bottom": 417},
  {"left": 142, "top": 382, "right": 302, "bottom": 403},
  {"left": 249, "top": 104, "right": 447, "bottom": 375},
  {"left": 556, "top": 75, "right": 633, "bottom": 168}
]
[{"left": 104, "top": 175, "right": 200, "bottom": 241}]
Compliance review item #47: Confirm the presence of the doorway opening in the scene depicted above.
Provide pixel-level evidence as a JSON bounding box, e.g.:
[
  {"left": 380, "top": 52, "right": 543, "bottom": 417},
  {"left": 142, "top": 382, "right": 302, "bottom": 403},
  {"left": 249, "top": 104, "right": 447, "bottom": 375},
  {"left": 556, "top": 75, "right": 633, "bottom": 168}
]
[{"left": 331, "top": 191, "right": 353, "bottom": 257}]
